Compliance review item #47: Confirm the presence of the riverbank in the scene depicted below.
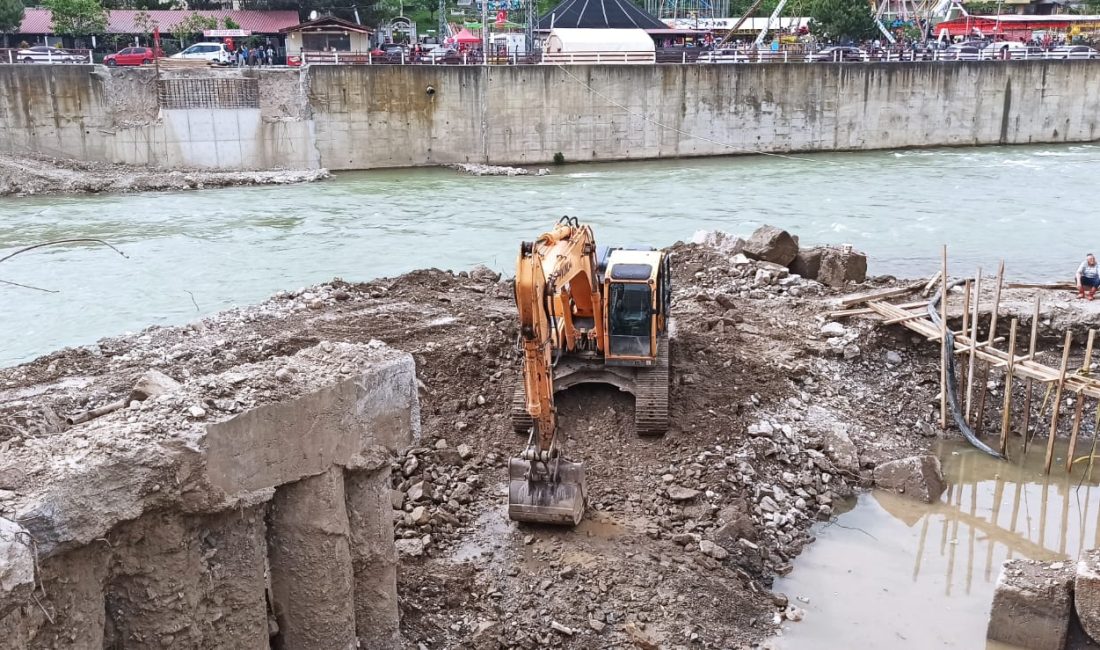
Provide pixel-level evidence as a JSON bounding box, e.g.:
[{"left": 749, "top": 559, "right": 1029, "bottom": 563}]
[
  {"left": 0, "top": 154, "right": 329, "bottom": 197},
  {"left": 10, "top": 225, "right": 1098, "bottom": 646}
]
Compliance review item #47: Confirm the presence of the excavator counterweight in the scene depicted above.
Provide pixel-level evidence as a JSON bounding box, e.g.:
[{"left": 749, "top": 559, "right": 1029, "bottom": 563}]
[{"left": 507, "top": 216, "right": 671, "bottom": 526}]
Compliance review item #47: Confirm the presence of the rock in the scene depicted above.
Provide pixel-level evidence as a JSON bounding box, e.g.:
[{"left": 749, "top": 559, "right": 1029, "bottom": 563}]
[
  {"left": 873, "top": 455, "right": 946, "bottom": 502},
  {"left": 275, "top": 367, "right": 292, "bottom": 382},
  {"left": 396, "top": 538, "right": 425, "bottom": 557},
  {"left": 470, "top": 264, "right": 501, "bottom": 282},
  {"left": 390, "top": 489, "right": 406, "bottom": 509},
  {"left": 885, "top": 351, "right": 903, "bottom": 366},
  {"left": 843, "top": 344, "right": 861, "bottom": 361},
  {"left": 699, "top": 540, "right": 729, "bottom": 560},
  {"left": 129, "top": 369, "right": 181, "bottom": 402},
  {"left": 434, "top": 438, "right": 449, "bottom": 449},
  {"left": 820, "top": 322, "right": 847, "bottom": 338},
  {"left": 792, "top": 245, "right": 868, "bottom": 287},
  {"left": 784, "top": 605, "right": 806, "bottom": 622},
  {"left": 691, "top": 230, "right": 746, "bottom": 255},
  {"left": 988, "top": 559, "right": 1074, "bottom": 650},
  {"left": 457, "top": 443, "right": 473, "bottom": 460},
  {"left": 667, "top": 486, "right": 700, "bottom": 502},
  {"left": 1076, "top": 549, "right": 1100, "bottom": 644},
  {"left": 589, "top": 619, "right": 606, "bottom": 633},
  {"left": 410, "top": 506, "right": 429, "bottom": 525},
  {"left": 550, "top": 621, "right": 574, "bottom": 635},
  {"left": 187, "top": 405, "right": 207, "bottom": 419},
  {"left": 818, "top": 424, "right": 860, "bottom": 474},
  {"left": 0, "top": 517, "right": 34, "bottom": 595},
  {"left": 624, "top": 621, "right": 659, "bottom": 650},
  {"left": 407, "top": 481, "right": 426, "bottom": 502},
  {"left": 743, "top": 225, "right": 799, "bottom": 266},
  {"left": 402, "top": 455, "right": 420, "bottom": 477}
]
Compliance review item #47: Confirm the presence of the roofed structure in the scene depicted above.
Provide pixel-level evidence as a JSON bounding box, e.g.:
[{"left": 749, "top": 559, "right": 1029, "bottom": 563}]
[
  {"left": 18, "top": 9, "right": 300, "bottom": 35},
  {"left": 535, "top": 0, "right": 667, "bottom": 31}
]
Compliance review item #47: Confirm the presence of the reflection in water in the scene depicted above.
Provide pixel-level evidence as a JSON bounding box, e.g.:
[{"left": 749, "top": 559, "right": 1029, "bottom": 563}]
[{"left": 775, "top": 438, "right": 1100, "bottom": 649}]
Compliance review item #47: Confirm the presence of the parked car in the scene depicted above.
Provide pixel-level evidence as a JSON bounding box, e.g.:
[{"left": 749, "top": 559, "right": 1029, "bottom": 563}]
[
  {"left": 424, "top": 47, "right": 460, "bottom": 63},
  {"left": 16, "top": 46, "right": 87, "bottom": 64},
  {"left": 1046, "top": 45, "right": 1100, "bottom": 60},
  {"left": 170, "top": 42, "right": 232, "bottom": 64},
  {"left": 943, "top": 44, "right": 982, "bottom": 61},
  {"left": 696, "top": 48, "right": 750, "bottom": 64},
  {"left": 807, "top": 46, "right": 864, "bottom": 62},
  {"left": 981, "top": 41, "right": 1044, "bottom": 59},
  {"left": 103, "top": 46, "right": 163, "bottom": 67}
]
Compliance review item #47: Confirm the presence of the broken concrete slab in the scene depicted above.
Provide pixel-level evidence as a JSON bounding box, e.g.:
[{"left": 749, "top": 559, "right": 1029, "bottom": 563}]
[
  {"left": 988, "top": 559, "right": 1074, "bottom": 650},
  {"left": 129, "top": 369, "right": 182, "bottom": 402},
  {"left": 1077, "top": 549, "right": 1100, "bottom": 643},
  {"left": 872, "top": 455, "right": 945, "bottom": 503},
  {"left": 792, "top": 246, "right": 867, "bottom": 288}
]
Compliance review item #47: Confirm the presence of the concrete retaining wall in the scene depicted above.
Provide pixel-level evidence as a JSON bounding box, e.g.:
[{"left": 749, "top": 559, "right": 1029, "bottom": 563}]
[
  {"left": 2, "top": 62, "right": 1100, "bottom": 170},
  {"left": 0, "top": 342, "right": 417, "bottom": 650}
]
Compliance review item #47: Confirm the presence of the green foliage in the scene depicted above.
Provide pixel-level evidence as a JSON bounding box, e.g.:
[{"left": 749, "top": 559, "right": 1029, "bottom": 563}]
[
  {"left": 808, "top": 0, "right": 877, "bottom": 42},
  {"left": 170, "top": 11, "right": 218, "bottom": 46},
  {"left": 963, "top": 1, "right": 999, "bottom": 13},
  {"left": 44, "top": 0, "right": 107, "bottom": 36},
  {"left": 553, "top": 152, "right": 565, "bottom": 165},
  {"left": 0, "top": 0, "right": 25, "bottom": 37},
  {"left": 223, "top": 15, "right": 240, "bottom": 29}
]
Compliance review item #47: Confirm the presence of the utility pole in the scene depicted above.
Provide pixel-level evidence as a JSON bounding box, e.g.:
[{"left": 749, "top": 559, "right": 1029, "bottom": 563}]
[{"left": 481, "top": 0, "right": 489, "bottom": 65}]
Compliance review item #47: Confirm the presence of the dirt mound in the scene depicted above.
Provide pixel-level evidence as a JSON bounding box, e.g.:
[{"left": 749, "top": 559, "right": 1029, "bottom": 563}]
[
  {"left": 0, "top": 238, "right": 950, "bottom": 648},
  {"left": 0, "top": 154, "right": 329, "bottom": 197}
]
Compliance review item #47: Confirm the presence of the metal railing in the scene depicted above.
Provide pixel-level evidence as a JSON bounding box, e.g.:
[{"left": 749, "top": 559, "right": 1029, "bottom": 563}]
[{"left": 1, "top": 48, "right": 93, "bottom": 64}]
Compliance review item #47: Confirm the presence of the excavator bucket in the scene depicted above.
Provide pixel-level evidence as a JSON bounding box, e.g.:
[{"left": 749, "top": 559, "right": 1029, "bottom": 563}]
[{"left": 507, "top": 457, "right": 586, "bottom": 526}]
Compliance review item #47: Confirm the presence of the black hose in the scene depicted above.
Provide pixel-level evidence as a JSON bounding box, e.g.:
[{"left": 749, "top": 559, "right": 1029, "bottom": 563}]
[{"left": 927, "top": 281, "right": 1006, "bottom": 459}]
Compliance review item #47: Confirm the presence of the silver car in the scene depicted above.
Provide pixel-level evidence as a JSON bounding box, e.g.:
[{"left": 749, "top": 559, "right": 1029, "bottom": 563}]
[
  {"left": 17, "top": 46, "right": 87, "bottom": 64},
  {"left": 1046, "top": 45, "right": 1100, "bottom": 60}
]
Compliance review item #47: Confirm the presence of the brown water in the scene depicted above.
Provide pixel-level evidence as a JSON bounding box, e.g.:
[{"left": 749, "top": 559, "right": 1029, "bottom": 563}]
[{"left": 775, "top": 437, "right": 1100, "bottom": 649}]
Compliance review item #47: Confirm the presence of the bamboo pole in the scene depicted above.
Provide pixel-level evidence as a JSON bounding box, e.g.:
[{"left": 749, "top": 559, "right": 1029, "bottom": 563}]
[
  {"left": 1044, "top": 330, "right": 1074, "bottom": 474},
  {"left": 1022, "top": 295, "right": 1041, "bottom": 453},
  {"left": 1000, "top": 318, "right": 1019, "bottom": 457},
  {"left": 966, "top": 269, "right": 982, "bottom": 425},
  {"left": 940, "top": 246, "right": 949, "bottom": 429},
  {"left": 1066, "top": 328, "right": 1097, "bottom": 473},
  {"left": 975, "top": 260, "right": 1006, "bottom": 437},
  {"left": 959, "top": 279, "right": 972, "bottom": 402}
]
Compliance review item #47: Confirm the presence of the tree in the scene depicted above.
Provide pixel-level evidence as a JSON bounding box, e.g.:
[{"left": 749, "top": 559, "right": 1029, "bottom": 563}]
[
  {"left": 0, "top": 0, "right": 24, "bottom": 48},
  {"left": 170, "top": 11, "right": 217, "bottom": 47},
  {"left": 44, "top": 0, "right": 107, "bottom": 36},
  {"left": 808, "top": 0, "right": 878, "bottom": 43},
  {"left": 223, "top": 16, "right": 240, "bottom": 29}
]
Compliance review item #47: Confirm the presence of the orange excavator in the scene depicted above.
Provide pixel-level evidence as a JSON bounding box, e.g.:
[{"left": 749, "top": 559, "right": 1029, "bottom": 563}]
[{"left": 508, "top": 217, "right": 671, "bottom": 525}]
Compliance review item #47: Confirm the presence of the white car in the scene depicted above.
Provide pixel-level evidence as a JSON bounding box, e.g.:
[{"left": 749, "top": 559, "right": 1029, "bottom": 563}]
[
  {"left": 696, "top": 49, "right": 751, "bottom": 64},
  {"left": 17, "top": 46, "right": 87, "bottom": 64},
  {"left": 1046, "top": 45, "right": 1100, "bottom": 60},
  {"left": 171, "top": 42, "right": 232, "bottom": 64},
  {"left": 981, "top": 41, "right": 1045, "bottom": 60}
]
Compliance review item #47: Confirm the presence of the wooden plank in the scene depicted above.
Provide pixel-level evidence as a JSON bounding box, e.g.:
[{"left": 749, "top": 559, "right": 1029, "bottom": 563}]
[
  {"left": 940, "top": 247, "right": 949, "bottom": 429},
  {"left": 959, "top": 279, "right": 972, "bottom": 401},
  {"left": 966, "top": 269, "right": 982, "bottom": 425},
  {"left": 827, "top": 300, "right": 927, "bottom": 318},
  {"left": 883, "top": 312, "right": 930, "bottom": 325},
  {"left": 999, "top": 318, "right": 1018, "bottom": 457},
  {"left": 1023, "top": 295, "right": 1041, "bottom": 453},
  {"left": 975, "top": 260, "right": 1006, "bottom": 437},
  {"left": 923, "top": 270, "right": 943, "bottom": 296},
  {"left": 1045, "top": 331, "right": 1074, "bottom": 474},
  {"left": 1007, "top": 282, "right": 1076, "bottom": 290},
  {"left": 838, "top": 282, "right": 922, "bottom": 307},
  {"left": 1066, "top": 329, "right": 1097, "bottom": 473}
]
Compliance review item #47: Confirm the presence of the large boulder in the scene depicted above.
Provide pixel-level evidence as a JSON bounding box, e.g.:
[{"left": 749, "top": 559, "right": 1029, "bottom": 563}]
[
  {"left": 791, "top": 245, "right": 867, "bottom": 287},
  {"left": 987, "top": 559, "right": 1074, "bottom": 650},
  {"left": 1077, "top": 548, "right": 1100, "bottom": 643},
  {"left": 872, "top": 455, "right": 945, "bottom": 503},
  {"left": 743, "top": 225, "right": 799, "bottom": 266},
  {"left": 0, "top": 517, "right": 35, "bottom": 607}
]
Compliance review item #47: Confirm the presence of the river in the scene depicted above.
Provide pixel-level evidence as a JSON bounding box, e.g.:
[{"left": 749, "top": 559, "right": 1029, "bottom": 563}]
[{"left": 1, "top": 143, "right": 1096, "bottom": 365}]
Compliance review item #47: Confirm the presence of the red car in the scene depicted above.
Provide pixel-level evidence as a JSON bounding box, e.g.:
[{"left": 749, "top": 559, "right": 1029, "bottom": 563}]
[{"left": 103, "top": 46, "right": 162, "bottom": 67}]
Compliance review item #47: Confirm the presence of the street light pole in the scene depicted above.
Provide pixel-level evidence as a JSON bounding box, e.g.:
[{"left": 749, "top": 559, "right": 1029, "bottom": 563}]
[{"left": 482, "top": 0, "right": 489, "bottom": 65}]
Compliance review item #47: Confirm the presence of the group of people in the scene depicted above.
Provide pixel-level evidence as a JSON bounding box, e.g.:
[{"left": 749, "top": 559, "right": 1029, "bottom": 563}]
[{"left": 233, "top": 44, "right": 276, "bottom": 67}]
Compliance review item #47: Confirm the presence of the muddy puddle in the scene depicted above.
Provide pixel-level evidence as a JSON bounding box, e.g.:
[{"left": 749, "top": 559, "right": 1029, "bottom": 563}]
[{"left": 775, "top": 438, "right": 1100, "bottom": 649}]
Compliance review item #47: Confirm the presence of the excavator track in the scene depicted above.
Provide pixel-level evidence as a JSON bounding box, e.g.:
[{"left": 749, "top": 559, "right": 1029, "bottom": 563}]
[
  {"left": 634, "top": 337, "right": 670, "bottom": 436},
  {"left": 511, "top": 382, "right": 533, "bottom": 434}
]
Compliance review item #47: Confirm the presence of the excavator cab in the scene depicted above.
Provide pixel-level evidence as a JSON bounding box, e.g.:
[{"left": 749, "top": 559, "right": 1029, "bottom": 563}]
[{"left": 603, "top": 249, "right": 671, "bottom": 365}]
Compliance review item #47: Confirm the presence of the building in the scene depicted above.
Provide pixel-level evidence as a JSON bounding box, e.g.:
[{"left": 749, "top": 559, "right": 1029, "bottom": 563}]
[
  {"left": 14, "top": 9, "right": 299, "bottom": 48},
  {"left": 280, "top": 16, "right": 374, "bottom": 59}
]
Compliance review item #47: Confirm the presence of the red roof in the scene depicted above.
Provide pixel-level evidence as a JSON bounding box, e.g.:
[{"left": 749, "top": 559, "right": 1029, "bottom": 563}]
[
  {"left": 280, "top": 16, "right": 373, "bottom": 34},
  {"left": 19, "top": 9, "right": 300, "bottom": 35}
]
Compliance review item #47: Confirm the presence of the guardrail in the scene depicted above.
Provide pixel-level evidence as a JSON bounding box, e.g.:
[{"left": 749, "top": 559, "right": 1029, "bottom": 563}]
[{"left": 1, "top": 48, "right": 93, "bottom": 64}]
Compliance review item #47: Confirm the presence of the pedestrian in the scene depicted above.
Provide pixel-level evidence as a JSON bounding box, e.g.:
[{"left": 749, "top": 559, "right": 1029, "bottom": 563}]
[
  {"left": 1078, "top": 254, "right": 1100, "bottom": 300},
  {"left": 239, "top": 45, "right": 248, "bottom": 67},
  {"left": 266, "top": 45, "right": 275, "bottom": 66}
]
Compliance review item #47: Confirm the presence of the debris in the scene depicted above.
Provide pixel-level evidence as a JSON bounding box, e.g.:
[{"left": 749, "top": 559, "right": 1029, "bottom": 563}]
[
  {"left": 988, "top": 559, "right": 1074, "bottom": 650},
  {"left": 743, "top": 225, "right": 799, "bottom": 266},
  {"left": 873, "top": 455, "right": 946, "bottom": 503}
]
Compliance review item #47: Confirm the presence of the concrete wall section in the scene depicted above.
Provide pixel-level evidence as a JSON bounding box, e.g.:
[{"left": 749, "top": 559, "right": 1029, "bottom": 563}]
[{"left": 3, "top": 62, "right": 1100, "bottom": 171}]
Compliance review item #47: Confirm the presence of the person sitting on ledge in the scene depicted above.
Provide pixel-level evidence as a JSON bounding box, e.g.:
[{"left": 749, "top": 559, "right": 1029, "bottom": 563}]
[{"left": 1078, "top": 253, "right": 1100, "bottom": 300}]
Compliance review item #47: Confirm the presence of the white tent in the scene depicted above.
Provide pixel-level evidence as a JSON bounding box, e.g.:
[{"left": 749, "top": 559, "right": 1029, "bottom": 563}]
[{"left": 545, "top": 28, "right": 655, "bottom": 53}]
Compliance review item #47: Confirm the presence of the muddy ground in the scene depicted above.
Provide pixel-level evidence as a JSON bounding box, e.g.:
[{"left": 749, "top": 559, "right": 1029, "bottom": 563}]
[
  {"left": 3, "top": 235, "right": 1086, "bottom": 649},
  {"left": 0, "top": 154, "right": 328, "bottom": 197}
]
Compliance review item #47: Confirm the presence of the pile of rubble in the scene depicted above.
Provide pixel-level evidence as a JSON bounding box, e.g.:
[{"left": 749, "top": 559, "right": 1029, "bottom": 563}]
[
  {"left": 451, "top": 163, "right": 550, "bottom": 177},
  {"left": 1, "top": 225, "right": 956, "bottom": 648}
]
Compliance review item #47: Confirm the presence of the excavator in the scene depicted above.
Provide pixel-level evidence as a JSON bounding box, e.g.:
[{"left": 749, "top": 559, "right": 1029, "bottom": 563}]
[{"left": 508, "top": 217, "right": 671, "bottom": 526}]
